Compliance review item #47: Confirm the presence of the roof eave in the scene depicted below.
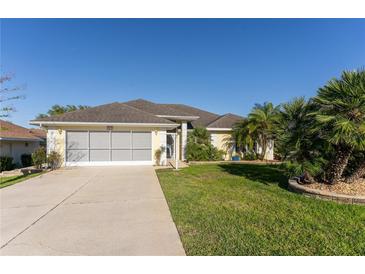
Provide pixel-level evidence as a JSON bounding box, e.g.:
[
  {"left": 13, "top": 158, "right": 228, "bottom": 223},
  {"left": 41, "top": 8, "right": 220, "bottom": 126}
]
[
  {"left": 206, "top": 127, "right": 233, "bottom": 131},
  {"left": 0, "top": 137, "right": 42, "bottom": 142},
  {"left": 155, "top": 115, "right": 200, "bottom": 121},
  {"left": 29, "top": 120, "right": 179, "bottom": 129}
]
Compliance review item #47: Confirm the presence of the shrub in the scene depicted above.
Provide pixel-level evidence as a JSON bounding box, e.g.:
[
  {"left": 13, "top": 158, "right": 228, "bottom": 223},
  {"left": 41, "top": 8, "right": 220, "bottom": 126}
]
[
  {"left": 208, "top": 146, "right": 225, "bottom": 161},
  {"left": 0, "top": 156, "right": 14, "bottom": 172},
  {"left": 32, "top": 147, "right": 46, "bottom": 169},
  {"left": 279, "top": 159, "right": 327, "bottom": 182},
  {"left": 344, "top": 151, "right": 365, "bottom": 178},
  {"left": 47, "top": 151, "right": 62, "bottom": 170},
  {"left": 154, "top": 146, "right": 165, "bottom": 166},
  {"left": 243, "top": 151, "right": 258, "bottom": 161},
  {"left": 21, "top": 154, "right": 33, "bottom": 167},
  {"left": 186, "top": 128, "right": 226, "bottom": 161}
]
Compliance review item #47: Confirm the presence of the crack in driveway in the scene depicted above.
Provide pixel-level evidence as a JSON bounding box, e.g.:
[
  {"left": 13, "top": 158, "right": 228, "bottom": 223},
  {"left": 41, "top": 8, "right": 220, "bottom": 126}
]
[{"left": 0, "top": 174, "right": 97, "bottom": 249}]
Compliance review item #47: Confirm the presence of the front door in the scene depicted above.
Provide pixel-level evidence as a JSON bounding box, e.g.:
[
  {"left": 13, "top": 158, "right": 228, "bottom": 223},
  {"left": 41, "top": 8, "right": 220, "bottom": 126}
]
[{"left": 166, "top": 133, "right": 175, "bottom": 159}]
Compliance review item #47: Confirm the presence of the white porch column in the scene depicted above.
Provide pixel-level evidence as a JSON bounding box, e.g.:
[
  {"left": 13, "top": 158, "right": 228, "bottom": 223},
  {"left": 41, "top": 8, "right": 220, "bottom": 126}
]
[
  {"left": 158, "top": 131, "right": 167, "bottom": 166},
  {"left": 181, "top": 121, "right": 187, "bottom": 161}
]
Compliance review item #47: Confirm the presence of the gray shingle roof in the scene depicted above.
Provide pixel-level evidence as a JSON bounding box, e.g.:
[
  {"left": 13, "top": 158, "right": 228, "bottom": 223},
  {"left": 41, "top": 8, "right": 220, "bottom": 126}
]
[
  {"left": 206, "top": 113, "right": 245, "bottom": 128},
  {"left": 159, "top": 104, "right": 219, "bottom": 127},
  {"left": 32, "top": 103, "right": 176, "bottom": 124},
  {"left": 125, "top": 99, "right": 192, "bottom": 117},
  {"left": 31, "top": 99, "right": 244, "bottom": 129}
]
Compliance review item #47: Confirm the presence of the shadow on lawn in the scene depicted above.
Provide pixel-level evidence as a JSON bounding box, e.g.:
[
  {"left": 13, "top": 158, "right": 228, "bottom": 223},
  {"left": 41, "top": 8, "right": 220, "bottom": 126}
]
[
  {"left": 218, "top": 163, "right": 288, "bottom": 188},
  {"left": 0, "top": 174, "right": 29, "bottom": 184}
]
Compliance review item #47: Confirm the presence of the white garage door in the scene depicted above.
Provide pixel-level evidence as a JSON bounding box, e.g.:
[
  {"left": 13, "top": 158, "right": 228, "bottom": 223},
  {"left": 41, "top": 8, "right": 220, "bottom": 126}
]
[{"left": 66, "top": 131, "right": 152, "bottom": 165}]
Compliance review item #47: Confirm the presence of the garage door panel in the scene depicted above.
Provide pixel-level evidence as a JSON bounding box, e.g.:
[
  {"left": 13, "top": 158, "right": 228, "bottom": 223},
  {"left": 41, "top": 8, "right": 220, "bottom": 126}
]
[
  {"left": 132, "top": 149, "right": 151, "bottom": 161},
  {"left": 132, "top": 132, "right": 151, "bottom": 149},
  {"left": 67, "top": 150, "right": 89, "bottom": 162},
  {"left": 90, "top": 150, "right": 110, "bottom": 161},
  {"left": 66, "top": 132, "right": 88, "bottom": 149},
  {"left": 90, "top": 131, "right": 109, "bottom": 149},
  {"left": 112, "top": 132, "right": 131, "bottom": 149},
  {"left": 66, "top": 130, "right": 152, "bottom": 164},
  {"left": 112, "top": 149, "right": 131, "bottom": 161}
]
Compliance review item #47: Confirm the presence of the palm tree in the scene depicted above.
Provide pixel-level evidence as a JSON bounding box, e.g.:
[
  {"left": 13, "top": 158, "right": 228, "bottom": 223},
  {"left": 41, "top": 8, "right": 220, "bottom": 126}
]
[
  {"left": 345, "top": 151, "right": 365, "bottom": 183},
  {"left": 276, "top": 97, "right": 328, "bottom": 180},
  {"left": 188, "top": 127, "right": 211, "bottom": 145},
  {"left": 313, "top": 69, "right": 365, "bottom": 184},
  {"left": 248, "top": 102, "right": 279, "bottom": 160},
  {"left": 276, "top": 97, "right": 311, "bottom": 161},
  {"left": 227, "top": 119, "right": 254, "bottom": 156}
]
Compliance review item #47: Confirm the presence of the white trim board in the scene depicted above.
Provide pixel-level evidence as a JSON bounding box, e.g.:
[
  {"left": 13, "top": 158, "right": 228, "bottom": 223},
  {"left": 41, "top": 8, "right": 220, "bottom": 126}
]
[
  {"left": 65, "top": 161, "right": 153, "bottom": 167},
  {"left": 206, "top": 128, "right": 232, "bottom": 131},
  {"left": 156, "top": 115, "right": 199, "bottom": 121},
  {"left": 29, "top": 121, "right": 178, "bottom": 128}
]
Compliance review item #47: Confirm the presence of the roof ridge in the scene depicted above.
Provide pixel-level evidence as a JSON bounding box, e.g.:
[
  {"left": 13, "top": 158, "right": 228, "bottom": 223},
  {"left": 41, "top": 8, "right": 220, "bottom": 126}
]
[
  {"left": 206, "top": 112, "right": 245, "bottom": 128},
  {"left": 223, "top": 112, "right": 245, "bottom": 119},
  {"left": 205, "top": 114, "right": 226, "bottom": 127},
  {"left": 124, "top": 99, "right": 193, "bottom": 117},
  {"left": 162, "top": 103, "right": 220, "bottom": 117},
  {"left": 120, "top": 103, "right": 177, "bottom": 124}
]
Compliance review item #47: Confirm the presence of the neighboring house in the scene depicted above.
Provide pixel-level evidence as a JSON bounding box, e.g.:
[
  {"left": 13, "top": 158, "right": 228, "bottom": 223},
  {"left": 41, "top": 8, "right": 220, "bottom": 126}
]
[
  {"left": 30, "top": 99, "right": 274, "bottom": 167},
  {"left": 0, "top": 119, "right": 44, "bottom": 166},
  {"left": 29, "top": 128, "right": 47, "bottom": 146}
]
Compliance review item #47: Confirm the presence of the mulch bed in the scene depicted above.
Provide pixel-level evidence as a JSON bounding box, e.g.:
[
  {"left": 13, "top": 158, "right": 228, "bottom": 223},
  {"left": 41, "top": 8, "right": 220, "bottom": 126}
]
[{"left": 306, "top": 179, "right": 365, "bottom": 196}]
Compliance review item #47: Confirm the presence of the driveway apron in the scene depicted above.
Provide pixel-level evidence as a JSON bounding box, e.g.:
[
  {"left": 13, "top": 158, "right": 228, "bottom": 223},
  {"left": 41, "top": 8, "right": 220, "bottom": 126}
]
[{"left": 0, "top": 166, "right": 185, "bottom": 255}]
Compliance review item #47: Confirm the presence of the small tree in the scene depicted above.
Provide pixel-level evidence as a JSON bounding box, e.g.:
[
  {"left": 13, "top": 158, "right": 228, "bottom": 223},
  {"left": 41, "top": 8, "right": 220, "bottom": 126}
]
[
  {"left": 32, "top": 147, "right": 47, "bottom": 169},
  {"left": 36, "top": 104, "right": 89, "bottom": 119},
  {"left": 313, "top": 69, "right": 365, "bottom": 184},
  {"left": 0, "top": 74, "right": 25, "bottom": 118},
  {"left": 228, "top": 119, "right": 254, "bottom": 158},
  {"left": 154, "top": 146, "right": 165, "bottom": 166},
  {"left": 47, "top": 151, "right": 62, "bottom": 170},
  {"left": 248, "top": 102, "right": 279, "bottom": 160},
  {"left": 186, "top": 128, "right": 225, "bottom": 161}
]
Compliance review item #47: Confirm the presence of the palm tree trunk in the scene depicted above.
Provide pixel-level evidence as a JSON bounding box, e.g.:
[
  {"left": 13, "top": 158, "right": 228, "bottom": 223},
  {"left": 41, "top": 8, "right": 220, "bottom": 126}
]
[
  {"left": 327, "top": 145, "right": 352, "bottom": 184},
  {"left": 345, "top": 161, "right": 365, "bottom": 183},
  {"left": 260, "top": 138, "right": 267, "bottom": 160}
]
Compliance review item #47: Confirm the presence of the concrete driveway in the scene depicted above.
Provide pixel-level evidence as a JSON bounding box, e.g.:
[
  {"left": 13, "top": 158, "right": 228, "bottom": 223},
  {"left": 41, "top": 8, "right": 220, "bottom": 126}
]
[{"left": 0, "top": 166, "right": 185, "bottom": 255}]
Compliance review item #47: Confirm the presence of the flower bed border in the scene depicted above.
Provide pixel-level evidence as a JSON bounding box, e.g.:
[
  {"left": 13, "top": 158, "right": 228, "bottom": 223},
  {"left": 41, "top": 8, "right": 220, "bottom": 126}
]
[{"left": 288, "top": 179, "right": 365, "bottom": 205}]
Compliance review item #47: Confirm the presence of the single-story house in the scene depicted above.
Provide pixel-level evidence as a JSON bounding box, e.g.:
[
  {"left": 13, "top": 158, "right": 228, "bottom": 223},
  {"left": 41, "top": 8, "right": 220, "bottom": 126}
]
[
  {"left": 30, "top": 99, "right": 274, "bottom": 166},
  {"left": 29, "top": 128, "right": 47, "bottom": 145},
  {"left": 0, "top": 119, "right": 44, "bottom": 166}
]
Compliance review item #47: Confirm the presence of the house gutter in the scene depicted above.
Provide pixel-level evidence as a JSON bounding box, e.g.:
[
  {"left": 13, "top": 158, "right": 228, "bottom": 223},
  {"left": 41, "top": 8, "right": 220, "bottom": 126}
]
[
  {"left": 156, "top": 115, "right": 200, "bottom": 121},
  {"left": 0, "top": 137, "right": 42, "bottom": 142},
  {"left": 29, "top": 121, "right": 179, "bottom": 129},
  {"left": 206, "top": 128, "right": 233, "bottom": 131}
]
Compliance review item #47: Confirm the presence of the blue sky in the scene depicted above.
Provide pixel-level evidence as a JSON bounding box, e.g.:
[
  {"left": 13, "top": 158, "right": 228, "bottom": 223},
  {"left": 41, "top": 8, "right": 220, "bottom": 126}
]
[{"left": 1, "top": 19, "right": 365, "bottom": 127}]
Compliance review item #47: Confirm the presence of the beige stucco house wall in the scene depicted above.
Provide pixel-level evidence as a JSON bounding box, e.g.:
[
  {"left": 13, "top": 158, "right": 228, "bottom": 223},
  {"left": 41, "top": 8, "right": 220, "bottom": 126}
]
[
  {"left": 210, "top": 131, "right": 235, "bottom": 160},
  {"left": 210, "top": 131, "right": 274, "bottom": 161}
]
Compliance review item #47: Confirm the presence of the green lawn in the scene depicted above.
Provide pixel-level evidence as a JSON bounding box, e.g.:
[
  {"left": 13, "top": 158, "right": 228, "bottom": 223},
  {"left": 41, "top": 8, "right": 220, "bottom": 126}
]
[
  {"left": 156, "top": 164, "right": 365, "bottom": 255},
  {"left": 0, "top": 172, "right": 46, "bottom": 189}
]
